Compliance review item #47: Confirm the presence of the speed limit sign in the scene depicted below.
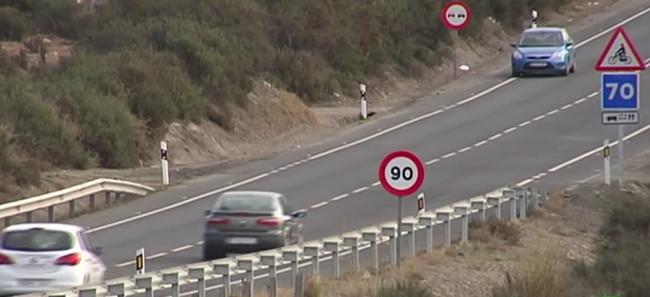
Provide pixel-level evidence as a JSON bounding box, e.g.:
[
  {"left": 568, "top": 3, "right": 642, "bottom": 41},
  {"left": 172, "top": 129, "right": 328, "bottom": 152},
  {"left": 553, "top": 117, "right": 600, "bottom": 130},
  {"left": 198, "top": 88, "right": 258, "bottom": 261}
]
[{"left": 378, "top": 150, "right": 425, "bottom": 197}]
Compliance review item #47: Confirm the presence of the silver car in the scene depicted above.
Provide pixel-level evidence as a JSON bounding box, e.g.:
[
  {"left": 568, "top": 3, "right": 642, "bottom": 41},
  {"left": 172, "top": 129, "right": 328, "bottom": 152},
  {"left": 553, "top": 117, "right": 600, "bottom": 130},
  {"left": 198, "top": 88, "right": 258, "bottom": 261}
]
[{"left": 202, "top": 191, "right": 307, "bottom": 260}]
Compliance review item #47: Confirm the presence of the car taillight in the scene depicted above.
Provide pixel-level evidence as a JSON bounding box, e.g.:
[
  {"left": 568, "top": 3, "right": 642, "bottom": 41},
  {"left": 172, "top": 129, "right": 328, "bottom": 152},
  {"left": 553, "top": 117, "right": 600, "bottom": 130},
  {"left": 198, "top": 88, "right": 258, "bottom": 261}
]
[
  {"left": 0, "top": 253, "right": 13, "bottom": 265},
  {"left": 55, "top": 253, "right": 81, "bottom": 266},
  {"left": 207, "top": 217, "right": 230, "bottom": 225},
  {"left": 256, "top": 218, "right": 280, "bottom": 227}
]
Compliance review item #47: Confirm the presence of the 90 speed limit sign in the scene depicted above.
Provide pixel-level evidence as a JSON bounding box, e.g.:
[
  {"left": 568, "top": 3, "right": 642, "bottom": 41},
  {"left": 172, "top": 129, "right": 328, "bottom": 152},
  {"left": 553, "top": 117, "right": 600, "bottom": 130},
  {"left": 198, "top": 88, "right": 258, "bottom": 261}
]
[{"left": 378, "top": 151, "right": 426, "bottom": 197}]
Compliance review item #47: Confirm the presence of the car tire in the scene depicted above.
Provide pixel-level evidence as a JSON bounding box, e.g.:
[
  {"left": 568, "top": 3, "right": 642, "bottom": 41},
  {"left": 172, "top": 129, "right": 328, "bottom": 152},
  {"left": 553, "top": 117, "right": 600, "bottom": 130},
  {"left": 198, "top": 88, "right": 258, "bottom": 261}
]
[
  {"left": 570, "top": 60, "right": 576, "bottom": 73},
  {"left": 203, "top": 244, "right": 225, "bottom": 261},
  {"left": 511, "top": 68, "right": 519, "bottom": 77}
]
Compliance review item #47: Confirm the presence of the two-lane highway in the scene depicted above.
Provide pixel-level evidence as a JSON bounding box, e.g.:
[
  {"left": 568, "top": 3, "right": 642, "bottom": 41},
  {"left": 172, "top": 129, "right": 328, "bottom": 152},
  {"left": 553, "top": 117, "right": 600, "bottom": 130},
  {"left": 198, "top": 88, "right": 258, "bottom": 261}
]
[{"left": 62, "top": 1, "right": 650, "bottom": 279}]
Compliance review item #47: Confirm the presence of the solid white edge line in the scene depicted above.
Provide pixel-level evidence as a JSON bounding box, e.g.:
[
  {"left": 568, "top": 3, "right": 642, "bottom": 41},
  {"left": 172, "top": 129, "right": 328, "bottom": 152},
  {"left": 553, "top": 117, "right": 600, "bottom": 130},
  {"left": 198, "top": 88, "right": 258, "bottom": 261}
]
[{"left": 171, "top": 245, "right": 194, "bottom": 253}]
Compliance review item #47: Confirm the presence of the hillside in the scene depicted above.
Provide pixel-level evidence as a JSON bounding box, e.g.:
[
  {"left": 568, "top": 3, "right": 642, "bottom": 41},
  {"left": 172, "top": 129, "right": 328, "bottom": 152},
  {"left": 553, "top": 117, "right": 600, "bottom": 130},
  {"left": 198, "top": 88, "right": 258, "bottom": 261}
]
[{"left": 0, "top": 0, "right": 598, "bottom": 200}]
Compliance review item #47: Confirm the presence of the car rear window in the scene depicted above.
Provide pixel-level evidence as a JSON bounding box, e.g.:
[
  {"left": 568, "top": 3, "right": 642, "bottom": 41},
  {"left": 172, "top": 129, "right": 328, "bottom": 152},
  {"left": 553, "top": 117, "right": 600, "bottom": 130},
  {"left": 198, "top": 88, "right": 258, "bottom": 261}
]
[
  {"left": 217, "top": 196, "right": 277, "bottom": 212},
  {"left": 519, "top": 31, "right": 563, "bottom": 47},
  {"left": 1, "top": 229, "right": 74, "bottom": 252}
]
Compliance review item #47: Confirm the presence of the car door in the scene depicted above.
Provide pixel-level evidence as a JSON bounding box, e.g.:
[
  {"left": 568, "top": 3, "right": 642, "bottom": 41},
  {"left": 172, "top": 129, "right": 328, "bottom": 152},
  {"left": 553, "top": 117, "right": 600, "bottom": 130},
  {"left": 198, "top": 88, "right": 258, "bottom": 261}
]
[
  {"left": 77, "top": 231, "right": 105, "bottom": 284},
  {"left": 279, "top": 196, "right": 299, "bottom": 243}
]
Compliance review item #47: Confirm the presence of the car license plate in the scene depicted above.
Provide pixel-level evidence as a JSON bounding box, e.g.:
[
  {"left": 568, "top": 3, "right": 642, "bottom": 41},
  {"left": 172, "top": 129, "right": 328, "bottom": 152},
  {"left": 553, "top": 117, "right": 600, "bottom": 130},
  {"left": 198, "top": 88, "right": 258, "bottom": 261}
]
[
  {"left": 529, "top": 62, "right": 547, "bottom": 67},
  {"left": 226, "top": 237, "right": 258, "bottom": 244}
]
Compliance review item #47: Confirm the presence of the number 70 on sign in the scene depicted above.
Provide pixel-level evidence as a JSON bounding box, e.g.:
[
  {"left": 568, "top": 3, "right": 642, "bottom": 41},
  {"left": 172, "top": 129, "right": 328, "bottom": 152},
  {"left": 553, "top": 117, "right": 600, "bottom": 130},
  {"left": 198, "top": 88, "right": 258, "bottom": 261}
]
[{"left": 601, "top": 73, "right": 639, "bottom": 111}]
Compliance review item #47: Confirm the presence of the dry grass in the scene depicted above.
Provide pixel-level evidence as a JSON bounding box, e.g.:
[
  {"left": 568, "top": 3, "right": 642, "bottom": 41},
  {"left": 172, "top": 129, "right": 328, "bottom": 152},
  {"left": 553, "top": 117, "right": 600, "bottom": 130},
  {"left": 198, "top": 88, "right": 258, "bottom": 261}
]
[
  {"left": 469, "top": 218, "right": 522, "bottom": 246},
  {"left": 491, "top": 248, "right": 569, "bottom": 297}
]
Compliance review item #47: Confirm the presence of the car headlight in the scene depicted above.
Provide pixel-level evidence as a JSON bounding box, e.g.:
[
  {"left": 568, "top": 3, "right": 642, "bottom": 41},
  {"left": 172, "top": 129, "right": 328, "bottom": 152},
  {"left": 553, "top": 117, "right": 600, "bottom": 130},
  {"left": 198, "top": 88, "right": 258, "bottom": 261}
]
[
  {"left": 513, "top": 51, "right": 523, "bottom": 59},
  {"left": 551, "top": 50, "right": 566, "bottom": 59}
]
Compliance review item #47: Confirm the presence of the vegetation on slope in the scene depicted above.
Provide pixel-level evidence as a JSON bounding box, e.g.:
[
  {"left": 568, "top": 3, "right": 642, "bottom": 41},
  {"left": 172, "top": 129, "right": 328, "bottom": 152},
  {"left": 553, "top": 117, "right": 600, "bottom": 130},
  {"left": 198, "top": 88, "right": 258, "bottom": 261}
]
[{"left": 0, "top": 0, "right": 569, "bottom": 193}]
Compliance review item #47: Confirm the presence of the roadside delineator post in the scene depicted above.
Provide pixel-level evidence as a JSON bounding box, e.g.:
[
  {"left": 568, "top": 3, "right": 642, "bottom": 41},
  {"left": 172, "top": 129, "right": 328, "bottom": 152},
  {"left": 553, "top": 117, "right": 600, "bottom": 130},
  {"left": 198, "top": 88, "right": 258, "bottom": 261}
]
[
  {"left": 418, "top": 213, "right": 435, "bottom": 253},
  {"left": 381, "top": 225, "right": 397, "bottom": 265},
  {"left": 362, "top": 229, "right": 380, "bottom": 270},
  {"left": 436, "top": 207, "right": 453, "bottom": 247},
  {"left": 323, "top": 239, "right": 340, "bottom": 278}
]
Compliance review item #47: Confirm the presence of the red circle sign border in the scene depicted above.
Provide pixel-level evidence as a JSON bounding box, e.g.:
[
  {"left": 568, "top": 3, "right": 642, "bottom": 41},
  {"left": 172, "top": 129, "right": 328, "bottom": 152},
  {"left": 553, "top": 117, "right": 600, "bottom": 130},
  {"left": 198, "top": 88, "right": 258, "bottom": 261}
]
[
  {"left": 378, "top": 150, "right": 426, "bottom": 197},
  {"left": 440, "top": 1, "right": 473, "bottom": 31}
]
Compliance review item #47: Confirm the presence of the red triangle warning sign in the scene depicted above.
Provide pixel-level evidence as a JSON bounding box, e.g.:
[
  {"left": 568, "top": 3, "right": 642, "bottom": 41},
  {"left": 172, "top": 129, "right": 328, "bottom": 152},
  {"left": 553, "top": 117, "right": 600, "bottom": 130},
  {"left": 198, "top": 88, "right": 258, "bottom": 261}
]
[{"left": 595, "top": 26, "right": 645, "bottom": 71}]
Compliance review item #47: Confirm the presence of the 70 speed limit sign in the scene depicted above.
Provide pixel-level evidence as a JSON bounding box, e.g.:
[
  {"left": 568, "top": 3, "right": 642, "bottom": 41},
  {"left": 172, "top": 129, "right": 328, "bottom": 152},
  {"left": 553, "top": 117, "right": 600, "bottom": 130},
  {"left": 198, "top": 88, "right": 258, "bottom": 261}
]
[{"left": 378, "top": 151, "right": 425, "bottom": 197}]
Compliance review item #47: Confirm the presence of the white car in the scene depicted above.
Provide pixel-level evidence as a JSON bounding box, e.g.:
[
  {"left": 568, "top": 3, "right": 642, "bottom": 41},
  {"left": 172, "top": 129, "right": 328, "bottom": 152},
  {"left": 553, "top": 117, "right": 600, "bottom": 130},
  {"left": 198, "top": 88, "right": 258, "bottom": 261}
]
[{"left": 0, "top": 223, "right": 106, "bottom": 296}]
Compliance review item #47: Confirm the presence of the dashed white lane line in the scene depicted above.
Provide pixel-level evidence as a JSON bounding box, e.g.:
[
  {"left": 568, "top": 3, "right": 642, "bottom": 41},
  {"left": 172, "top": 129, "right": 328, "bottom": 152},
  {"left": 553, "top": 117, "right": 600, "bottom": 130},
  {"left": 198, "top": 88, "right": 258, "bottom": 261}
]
[
  {"left": 488, "top": 133, "right": 502, "bottom": 141},
  {"left": 311, "top": 201, "right": 329, "bottom": 209},
  {"left": 331, "top": 193, "right": 350, "bottom": 201},
  {"left": 352, "top": 187, "right": 369, "bottom": 194},
  {"left": 561, "top": 103, "right": 573, "bottom": 110},
  {"left": 442, "top": 152, "right": 457, "bottom": 159},
  {"left": 371, "top": 181, "right": 381, "bottom": 187},
  {"left": 148, "top": 252, "right": 168, "bottom": 260},
  {"left": 518, "top": 121, "right": 531, "bottom": 127},
  {"left": 171, "top": 245, "right": 194, "bottom": 253},
  {"left": 587, "top": 91, "right": 599, "bottom": 98},
  {"left": 425, "top": 158, "right": 441, "bottom": 165},
  {"left": 503, "top": 127, "right": 517, "bottom": 134},
  {"left": 575, "top": 97, "right": 588, "bottom": 104},
  {"left": 546, "top": 109, "right": 559, "bottom": 116},
  {"left": 458, "top": 147, "right": 472, "bottom": 153},
  {"left": 532, "top": 115, "right": 546, "bottom": 122},
  {"left": 474, "top": 140, "right": 489, "bottom": 147}
]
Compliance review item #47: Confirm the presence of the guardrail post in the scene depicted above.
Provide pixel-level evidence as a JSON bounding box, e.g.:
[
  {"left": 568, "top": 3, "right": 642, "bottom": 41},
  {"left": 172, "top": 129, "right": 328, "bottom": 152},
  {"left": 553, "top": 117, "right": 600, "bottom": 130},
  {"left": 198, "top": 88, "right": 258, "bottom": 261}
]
[
  {"left": 162, "top": 272, "right": 180, "bottom": 297},
  {"left": 514, "top": 187, "right": 526, "bottom": 219},
  {"left": 504, "top": 189, "right": 517, "bottom": 221},
  {"left": 215, "top": 262, "right": 233, "bottom": 297},
  {"left": 381, "top": 225, "right": 397, "bottom": 265},
  {"left": 107, "top": 283, "right": 126, "bottom": 297},
  {"left": 454, "top": 203, "right": 470, "bottom": 243},
  {"left": 48, "top": 206, "right": 55, "bottom": 222},
  {"left": 486, "top": 194, "right": 502, "bottom": 220},
  {"left": 470, "top": 197, "right": 487, "bottom": 222},
  {"left": 323, "top": 239, "right": 341, "bottom": 278},
  {"left": 530, "top": 187, "right": 540, "bottom": 210},
  {"left": 237, "top": 259, "right": 255, "bottom": 297},
  {"left": 418, "top": 214, "right": 435, "bottom": 253},
  {"left": 283, "top": 249, "right": 301, "bottom": 286},
  {"left": 135, "top": 276, "right": 154, "bottom": 297},
  {"left": 343, "top": 235, "right": 361, "bottom": 272},
  {"left": 303, "top": 245, "right": 320, "bottom": 276},
  {"left": 436, "top": 208, "right": 453, "bottom": 247},
  {"left": 362, "top": 230, "right": 379, "bottom": 270},
  {"left": 105, "top": 191, "right": 112, "bottom": 206},
  {"left": 188, "top": 267, "right": 206, "bottom": 297},
  {"left": 401, "top": 220, "right": 416, "bottom": 257},
  {"left": 294, "top": 272, "right": 305, "bottom": 297},
  {"left": 69, "top": 200, "right": 76, "bottom": 218},
  {"left": 261, "top": 254, "right": 279, "bottom": 297},
  {"left": 79, "top": 288, "right": 97, "bottom": 297},
  {"left": 89, "top": 193, "right": 96, "bottom": 210}
]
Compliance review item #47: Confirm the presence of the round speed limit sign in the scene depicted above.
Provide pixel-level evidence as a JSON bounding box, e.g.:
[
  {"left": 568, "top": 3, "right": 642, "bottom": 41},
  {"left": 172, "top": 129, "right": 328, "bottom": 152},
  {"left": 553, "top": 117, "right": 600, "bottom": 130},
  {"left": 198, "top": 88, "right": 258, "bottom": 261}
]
[{"left": 378, "top": 151, "right": 425, "bottom": 197}]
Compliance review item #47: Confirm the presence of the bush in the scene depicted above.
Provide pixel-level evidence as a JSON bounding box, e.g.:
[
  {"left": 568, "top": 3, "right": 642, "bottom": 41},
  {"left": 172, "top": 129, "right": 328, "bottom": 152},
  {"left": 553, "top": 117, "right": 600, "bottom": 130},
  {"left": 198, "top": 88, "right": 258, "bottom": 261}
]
[
  {"left": 0, "top": 6, "right": 32, "bottom": 40},
  {"left": 469, "top": 217, "right": 522, "bottom": 246},
  {"left": 492, "top": 250, "right": 569, "bottom": 297}
]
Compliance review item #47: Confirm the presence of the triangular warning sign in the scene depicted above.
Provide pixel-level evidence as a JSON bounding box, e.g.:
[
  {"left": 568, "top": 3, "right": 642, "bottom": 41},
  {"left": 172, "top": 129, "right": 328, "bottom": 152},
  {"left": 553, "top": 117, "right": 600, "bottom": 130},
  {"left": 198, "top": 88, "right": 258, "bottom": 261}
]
[{"left": 595, "top": 26, "right": 645, "bottom": 71}]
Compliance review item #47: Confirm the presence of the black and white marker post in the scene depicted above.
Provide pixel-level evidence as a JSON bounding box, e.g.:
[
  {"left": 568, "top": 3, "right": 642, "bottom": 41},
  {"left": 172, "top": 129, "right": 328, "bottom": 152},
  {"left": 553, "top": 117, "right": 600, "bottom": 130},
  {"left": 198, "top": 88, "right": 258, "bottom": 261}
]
[
  {"left": 360, "top": 83, "right": 368, "bottom": 120},
  {"left": 160, "top": 141, "right": 169, "bottom": 185},
  {"left": 603, "top": 139, "right": 611, "bottom": 185},
  {"left": 531, "top": 9, "right": 538, "bottom": 28}
]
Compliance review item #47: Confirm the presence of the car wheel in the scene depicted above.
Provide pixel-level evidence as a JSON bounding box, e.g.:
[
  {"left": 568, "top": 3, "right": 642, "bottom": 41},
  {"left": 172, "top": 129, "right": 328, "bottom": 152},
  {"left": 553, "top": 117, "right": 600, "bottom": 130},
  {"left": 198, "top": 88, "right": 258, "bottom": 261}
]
[
  {"left": 511, "top": 68, "right": 519, "bottom": 77},
  {"left": 570, "top": 60, "right": 576, "bottom": 73},
  {"left": 203, "top": 244, "right": 225, "bottom": 261}
]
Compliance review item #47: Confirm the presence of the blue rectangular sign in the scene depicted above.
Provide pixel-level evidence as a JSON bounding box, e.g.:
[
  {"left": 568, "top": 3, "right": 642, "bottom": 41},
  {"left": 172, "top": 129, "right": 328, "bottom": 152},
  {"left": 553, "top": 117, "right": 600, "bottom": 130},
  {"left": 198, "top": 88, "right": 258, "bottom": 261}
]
[{"left": 601, "top": 73, "right": 639, "bottom": 111}]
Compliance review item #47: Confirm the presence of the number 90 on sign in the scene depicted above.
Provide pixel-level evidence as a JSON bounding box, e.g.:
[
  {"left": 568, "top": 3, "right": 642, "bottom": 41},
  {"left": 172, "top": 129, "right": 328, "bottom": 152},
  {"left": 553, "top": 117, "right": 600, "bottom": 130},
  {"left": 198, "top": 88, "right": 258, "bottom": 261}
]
[{"left": 379, "top": 151, "right": 425, "bottom": 197}]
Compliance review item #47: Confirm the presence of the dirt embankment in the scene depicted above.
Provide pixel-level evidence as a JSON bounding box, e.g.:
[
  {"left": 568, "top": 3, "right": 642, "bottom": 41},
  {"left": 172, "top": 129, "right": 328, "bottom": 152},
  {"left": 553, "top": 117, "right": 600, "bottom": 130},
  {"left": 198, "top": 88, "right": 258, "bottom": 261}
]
[{"left": 3, "top": 0, "right": 620, "bottom": 202}]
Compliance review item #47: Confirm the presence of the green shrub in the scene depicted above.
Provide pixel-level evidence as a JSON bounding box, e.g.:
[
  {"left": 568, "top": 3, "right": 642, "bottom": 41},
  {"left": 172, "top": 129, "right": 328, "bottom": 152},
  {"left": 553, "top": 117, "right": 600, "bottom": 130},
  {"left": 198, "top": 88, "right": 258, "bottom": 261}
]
[{"left": 0, "top": 6, "right": 32, "bottom": 40}]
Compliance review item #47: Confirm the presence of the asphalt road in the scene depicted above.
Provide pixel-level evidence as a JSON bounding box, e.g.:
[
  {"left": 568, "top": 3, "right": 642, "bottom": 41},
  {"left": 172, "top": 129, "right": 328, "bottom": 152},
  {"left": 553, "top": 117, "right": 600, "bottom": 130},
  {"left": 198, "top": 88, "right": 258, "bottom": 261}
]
[{"left": 62, "top": 1, "right": 650, "bottom": 279}]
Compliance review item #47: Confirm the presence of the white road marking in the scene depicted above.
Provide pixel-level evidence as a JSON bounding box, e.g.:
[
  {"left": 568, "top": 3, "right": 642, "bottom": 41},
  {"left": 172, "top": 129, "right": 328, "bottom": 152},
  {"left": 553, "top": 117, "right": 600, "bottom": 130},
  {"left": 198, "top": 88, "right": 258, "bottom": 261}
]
[
  {"left": 311, "top": 201, "right": 329, "bottom": 209},
  {"left": 587, "top": 92, "right": 599, "bottom": 98},
  {"left": 331, "top": 193, "right": 350, "bottom": 201},
  {"left": 561, "top": 103, "right": 573, "bottom": 110},
  {"left": 532, "top": 115, "right": 546, "bottom": 121},
  {"left": 371, "top": 181, "right": 381, "bottom": 187},
  {"left": 517, "top": 124, "right": 650, "bottom": 186},
  {"left": 546, "top": 109, "right": 559, "bottom": 116},
  {"left": 426, "top": 158, "right": 441, "bottom": 165},
  {"left": 171, "top": 245, "right": 194, "bottom": 253},
  {"left": 352, "top": 187, "right": 369, "bottom": 194},
  {"left": 488, "top": 134, "right": 502, "bottom": 141},
  {"left": 518, "top": 121, "right": 531, "bottom": 127},
  {"left": 148, "top": 252, "right": 168, "bottom": 260},
  {"left": 442, "top": 152, "right": 457, "bottom": 159},
  {"left": 458, "top": 147, "right": 472, "bottom": 153},
  {"left": 196, "top": 241, "right": 204, "bottom": 245},
  {"left": 474, "top": 140, "right": 489, "bottom": 147},
  {"left": 503, "top": 127, "right": 517, "bottom": 134},
  {"left": 574, "top": 97, "right": 587, "bottom": 104},
  {"left": 114, "top": 261, "right": 134, "bottom": 268}
]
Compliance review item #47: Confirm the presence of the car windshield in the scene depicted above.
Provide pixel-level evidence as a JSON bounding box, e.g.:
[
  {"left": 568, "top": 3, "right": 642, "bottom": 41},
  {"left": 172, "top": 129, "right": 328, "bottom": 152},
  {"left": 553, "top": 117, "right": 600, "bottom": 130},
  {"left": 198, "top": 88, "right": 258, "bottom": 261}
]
[
  {"left": 216, "top": 195, "right": 277, "bottom": 212},
  {"left": 519, "top": 31, "right": 564, "bottom": 47},
  {"left": 1, "top": 229, "right": 73, "bottom": 252}
]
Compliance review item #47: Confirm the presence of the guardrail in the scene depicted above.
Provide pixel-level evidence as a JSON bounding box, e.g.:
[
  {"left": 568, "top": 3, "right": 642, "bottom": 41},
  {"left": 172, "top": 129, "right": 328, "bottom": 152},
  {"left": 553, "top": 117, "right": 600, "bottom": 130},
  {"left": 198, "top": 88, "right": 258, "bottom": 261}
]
[
  {"left": 0, "top": 178, "right": 156, "bottom": 227},
  {"left": 26, "top": 185, "right": 546, "bottom": 297}
]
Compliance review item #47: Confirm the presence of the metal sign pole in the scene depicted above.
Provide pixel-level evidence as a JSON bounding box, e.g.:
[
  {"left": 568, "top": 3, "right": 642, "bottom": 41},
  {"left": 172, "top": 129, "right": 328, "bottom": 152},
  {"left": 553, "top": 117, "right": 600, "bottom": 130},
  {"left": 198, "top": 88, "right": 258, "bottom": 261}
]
[
  {"left": 452, "top": 31, "right": 458, "bottom": 79},
  {"left": 396, "top": 196, "right": 402, "bottom": 267},
  {"left": 617, "top": 125, "right": 625, "bottom": 188}
]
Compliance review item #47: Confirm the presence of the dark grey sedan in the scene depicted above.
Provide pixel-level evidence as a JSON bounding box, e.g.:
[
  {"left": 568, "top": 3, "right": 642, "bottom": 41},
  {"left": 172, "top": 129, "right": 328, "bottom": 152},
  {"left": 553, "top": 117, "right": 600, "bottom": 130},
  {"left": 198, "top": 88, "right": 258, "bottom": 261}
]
[{"left": 202, "top": 191, "right": 307, "bottom": 260}]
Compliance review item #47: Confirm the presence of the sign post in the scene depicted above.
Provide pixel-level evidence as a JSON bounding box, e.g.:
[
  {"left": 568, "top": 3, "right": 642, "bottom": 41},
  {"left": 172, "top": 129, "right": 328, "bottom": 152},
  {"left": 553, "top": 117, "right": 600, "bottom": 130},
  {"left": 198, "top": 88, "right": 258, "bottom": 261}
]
[
  {"left": 603, "top": 139, "right": 611, "bottom": 185},
  {"left": 136, "top": 248, "right": 145, "bottom": 275},
  {"left": 595, "top": 26, "right": 645, "bottom": 189},
  {"left": 379, "top": 151, "right": 425, "bottom": 267},
  {"left": 440, "top": 1, "right": 472, "bottom": 79}
]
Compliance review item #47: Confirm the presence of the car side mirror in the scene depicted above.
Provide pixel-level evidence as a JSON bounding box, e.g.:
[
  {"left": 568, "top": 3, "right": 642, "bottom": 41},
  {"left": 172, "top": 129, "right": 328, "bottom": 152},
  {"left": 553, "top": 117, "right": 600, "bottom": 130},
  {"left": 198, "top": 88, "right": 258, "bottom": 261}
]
[
  {"left": 510, "top": 43, "right": 517, "bottom": 49},
  {"left": 566, "top": 42, "right": 574, "bottom": 48},
  {"left": 93, "top": 247, "right": 104, "bottom": 256},
  {"left": 291, "top": 209, "right": 307, "bottom": 219}
]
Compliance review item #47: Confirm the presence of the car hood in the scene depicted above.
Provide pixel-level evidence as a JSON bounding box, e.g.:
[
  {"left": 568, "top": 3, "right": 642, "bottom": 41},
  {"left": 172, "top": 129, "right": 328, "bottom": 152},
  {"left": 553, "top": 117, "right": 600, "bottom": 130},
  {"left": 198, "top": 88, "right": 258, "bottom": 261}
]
[{"left": 516, "top": 46, "right": 563, "bottom": 56}]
